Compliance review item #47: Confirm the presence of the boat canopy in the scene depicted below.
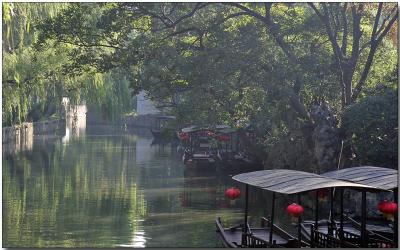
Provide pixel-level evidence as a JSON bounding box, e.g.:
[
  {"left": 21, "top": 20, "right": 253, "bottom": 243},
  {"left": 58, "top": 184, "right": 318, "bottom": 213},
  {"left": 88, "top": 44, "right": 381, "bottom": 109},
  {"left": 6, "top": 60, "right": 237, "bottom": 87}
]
[
  {"left": 181, "top": 125, "right": 200, "bottom": 133},
  {"left": 321, "top": 166, "right": 398, "bottom": 191},
  {"left": 155, "top": 115, "right": 176, "bottom": 119},
  {"left": 214, "top": 125, "right": 231, "bottom": 130},
  {"left": 218, "top": 128, "right": 237, "bottom": 134},
  {"left": 232, "top": 169, "right": 387, "bottom": 194}
]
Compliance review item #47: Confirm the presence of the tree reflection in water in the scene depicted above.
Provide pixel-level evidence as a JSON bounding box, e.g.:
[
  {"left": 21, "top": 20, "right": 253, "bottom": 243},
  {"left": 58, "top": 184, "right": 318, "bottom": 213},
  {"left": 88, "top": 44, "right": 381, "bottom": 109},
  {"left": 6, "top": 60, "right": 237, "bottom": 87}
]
[{"left": 3, "top": 125, "right": 329, "bottom": 247}]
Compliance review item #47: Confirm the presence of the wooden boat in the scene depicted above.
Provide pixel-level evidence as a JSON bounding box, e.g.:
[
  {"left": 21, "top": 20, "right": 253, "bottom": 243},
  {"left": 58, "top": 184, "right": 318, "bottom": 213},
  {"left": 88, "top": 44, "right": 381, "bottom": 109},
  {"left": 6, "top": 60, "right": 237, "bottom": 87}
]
[
  {"left": 150, "top": 128, "right": 162, "bottom": 138},
  {"left": 322, "top": 166, "right": 398, "bottom": 247},
  {"left": 180, "top": 128, "right": 220, "bottom": 168},
  {"left": 217, "top": 169, "right": 375, "bottom": 248},
  {"left": 183, "top": 139, "right": 219, "bottom": 169},
  {"left": 218, "top": 168, "right": 396, "bottom": 248},
  {"left": 299, "top": 166, "right": 398, "bottom": 248},
  {"left": 183, "top": 150, "right": 218, "bottom": 167},
  {"left": 216, "top": 217, "right": 298, "bottom": 248}
]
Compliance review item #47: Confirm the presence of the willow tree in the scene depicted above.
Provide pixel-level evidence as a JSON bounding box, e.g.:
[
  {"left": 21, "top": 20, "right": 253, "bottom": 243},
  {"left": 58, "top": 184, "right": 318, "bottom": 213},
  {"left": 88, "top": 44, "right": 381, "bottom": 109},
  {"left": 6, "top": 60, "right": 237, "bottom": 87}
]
[
  {"left": 2, "top": 3, "right": 134, "bottom": 126},
  {"left": 2, "top": 3, "right": 69, "bottom": 125}
]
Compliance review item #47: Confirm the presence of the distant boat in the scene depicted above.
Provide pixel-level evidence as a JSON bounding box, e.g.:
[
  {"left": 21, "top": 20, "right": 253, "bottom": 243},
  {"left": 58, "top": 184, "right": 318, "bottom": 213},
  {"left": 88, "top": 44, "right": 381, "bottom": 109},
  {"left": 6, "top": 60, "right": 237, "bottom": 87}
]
[{"left": 150, "top": 128, "right": 162, "bottom": 138}]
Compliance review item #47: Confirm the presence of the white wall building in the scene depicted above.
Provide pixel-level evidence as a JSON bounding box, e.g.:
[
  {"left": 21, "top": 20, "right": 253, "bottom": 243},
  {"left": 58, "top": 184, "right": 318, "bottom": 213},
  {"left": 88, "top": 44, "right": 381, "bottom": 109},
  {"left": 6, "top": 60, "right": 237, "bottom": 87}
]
[{"left": 136, "top": 91, "right": 160, "bottom": 115}]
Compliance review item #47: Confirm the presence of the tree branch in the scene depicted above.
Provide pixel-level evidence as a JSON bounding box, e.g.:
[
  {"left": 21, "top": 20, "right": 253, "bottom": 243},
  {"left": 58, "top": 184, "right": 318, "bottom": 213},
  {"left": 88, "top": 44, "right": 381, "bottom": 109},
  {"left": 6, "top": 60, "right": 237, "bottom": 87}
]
[
  {"left": 309, "top": 3, "right": 343, "bottom": 61},
  {"left": 352, "top": 5, "right": 398, "bottom": 102},
  {"left": 341, "top": 3, "right": 348, "bottom": 55}
]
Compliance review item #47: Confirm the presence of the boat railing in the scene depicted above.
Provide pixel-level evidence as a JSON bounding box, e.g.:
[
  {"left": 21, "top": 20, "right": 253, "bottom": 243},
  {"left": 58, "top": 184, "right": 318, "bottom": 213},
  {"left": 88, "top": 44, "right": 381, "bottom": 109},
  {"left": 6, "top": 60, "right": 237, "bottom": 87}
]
[
  {"left": 241, "top": 233, "right": 280, "bottom": 248},
  {"left": 367, "top": 236, "right": 397, "bottom": 248},
  {"left": 260, "top": 216, "right": 271, "bottom": 228},
  {"left": 338, "top": 228, "right": 397, "bottom": 248},
  {"left": 344, "top": 214, "right": 394, "bottom": 243},
  {"left": 311, "top": 224, "right": 358, "bottom": 248}
]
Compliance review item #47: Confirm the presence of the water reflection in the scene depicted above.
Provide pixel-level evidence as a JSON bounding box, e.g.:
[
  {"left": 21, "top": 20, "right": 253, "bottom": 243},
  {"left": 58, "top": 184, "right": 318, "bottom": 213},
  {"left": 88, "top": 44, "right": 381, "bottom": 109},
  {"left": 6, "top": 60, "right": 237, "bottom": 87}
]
[{"left": 3, "top": 125, "right": 316, "bottom": 248}]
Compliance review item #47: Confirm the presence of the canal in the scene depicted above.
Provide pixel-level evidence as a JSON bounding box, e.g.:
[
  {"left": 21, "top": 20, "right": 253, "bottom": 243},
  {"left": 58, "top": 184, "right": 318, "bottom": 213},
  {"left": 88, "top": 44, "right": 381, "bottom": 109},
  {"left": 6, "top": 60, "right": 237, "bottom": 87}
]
[{"left": 3, "top": 125, "right": 304, "bottom": 248}]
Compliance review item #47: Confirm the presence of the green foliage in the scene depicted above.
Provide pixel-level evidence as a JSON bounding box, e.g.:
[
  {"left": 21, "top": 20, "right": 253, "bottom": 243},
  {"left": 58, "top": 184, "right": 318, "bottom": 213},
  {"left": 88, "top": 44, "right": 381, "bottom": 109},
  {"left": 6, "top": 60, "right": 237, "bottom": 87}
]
[
  {"left": 2, "top": 3, "right": 69, "bottom": 126},
  {"left": 4, "top": 3, "right": 398, "bottom": 167},
  {"left": 342, "top": 88, "right": 398, "bottom": 167},
  {"left": 2, "top": 3, "right": 135, "bottom": 126}
]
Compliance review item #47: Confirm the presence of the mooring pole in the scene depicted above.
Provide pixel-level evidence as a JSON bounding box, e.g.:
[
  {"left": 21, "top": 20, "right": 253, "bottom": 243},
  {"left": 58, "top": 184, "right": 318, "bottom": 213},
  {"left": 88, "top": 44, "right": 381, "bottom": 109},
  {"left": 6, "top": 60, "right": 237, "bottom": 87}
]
[
  {"left": 269, "top": 192, "right": 275, "bottom": 244},
  {"left": 339, "top": 188, "right": 344, "bottom": 246},
  {"left": 394, "top": 188, "right": 398, "bottom": 247},
  {"left": 315, "top": 190, "right": 319, "bottom": 230},
  {"left": 361, "top": 190, "right": 367, "bottom": 247},
  {"left": 297, "top": 193, "right": 302, "bottom": 247}
]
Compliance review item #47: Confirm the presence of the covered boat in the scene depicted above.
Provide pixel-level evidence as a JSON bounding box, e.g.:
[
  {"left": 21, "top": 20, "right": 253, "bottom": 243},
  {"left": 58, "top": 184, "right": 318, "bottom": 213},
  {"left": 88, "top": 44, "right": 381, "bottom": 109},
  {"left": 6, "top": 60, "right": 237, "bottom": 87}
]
[
  {"left": 320, "top": 166, "right": 398, "bottom": 247},
  {"left": 216, "top": 169, "right": 383, "bottom": 248}
]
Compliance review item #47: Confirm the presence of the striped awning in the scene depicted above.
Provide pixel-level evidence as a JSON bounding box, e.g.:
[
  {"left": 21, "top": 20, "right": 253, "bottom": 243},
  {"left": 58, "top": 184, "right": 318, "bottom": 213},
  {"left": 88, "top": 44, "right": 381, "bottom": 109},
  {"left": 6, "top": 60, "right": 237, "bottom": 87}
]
[
  {"left": 321, "top": 166, "right": 398, "bottom": 191},
  {"left": 232, "top": 169, "right": 387, "bottom": 194}
]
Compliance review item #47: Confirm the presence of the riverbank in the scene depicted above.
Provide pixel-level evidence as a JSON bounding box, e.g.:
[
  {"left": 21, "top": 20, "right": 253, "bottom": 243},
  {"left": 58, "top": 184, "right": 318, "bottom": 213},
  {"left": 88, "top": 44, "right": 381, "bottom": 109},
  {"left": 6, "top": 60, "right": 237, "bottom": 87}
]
[{"left": 2, "top": 103, "right": 87, "bottom": 155}]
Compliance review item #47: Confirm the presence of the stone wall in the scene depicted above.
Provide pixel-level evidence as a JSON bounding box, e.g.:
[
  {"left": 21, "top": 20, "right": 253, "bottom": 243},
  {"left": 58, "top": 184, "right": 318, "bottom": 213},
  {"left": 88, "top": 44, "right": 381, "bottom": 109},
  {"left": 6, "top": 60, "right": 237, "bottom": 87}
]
[
  {"left": 2, "top": 123, "right": 33, "bottom": 155},
  {"left": 122, "top": 114, "right": 160, "bottom": 129},
  {"left": 33, "top": 119, "right": 66, "bottom": 135},
  {"left": 136, "top": 91, "right": 160, "bottom": 115},
  {"left": 2, "top": 98, "right": 86, "bottom": 154}
]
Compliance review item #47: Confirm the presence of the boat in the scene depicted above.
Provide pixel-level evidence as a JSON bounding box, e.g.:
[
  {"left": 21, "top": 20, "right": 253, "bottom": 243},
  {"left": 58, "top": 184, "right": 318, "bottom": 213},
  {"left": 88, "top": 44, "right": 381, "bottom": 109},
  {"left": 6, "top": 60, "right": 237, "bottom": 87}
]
[
  {"left": 320, "top": 166, "right": 398, "bottom": 247},
  {"left": 179, "top": 127, "right": 220, "bottom": 168},
  {"left": 216, "top": 169, "right": 363, "bottom": 248},
  {"left": 149, "top": 115, "right": 176, "bottom": 139},
  {"left": 150, "top": 128, "right": 162, "bottom": 138},
  {"left": 217, "top": 168, "right": 397, "bottom": 248}
]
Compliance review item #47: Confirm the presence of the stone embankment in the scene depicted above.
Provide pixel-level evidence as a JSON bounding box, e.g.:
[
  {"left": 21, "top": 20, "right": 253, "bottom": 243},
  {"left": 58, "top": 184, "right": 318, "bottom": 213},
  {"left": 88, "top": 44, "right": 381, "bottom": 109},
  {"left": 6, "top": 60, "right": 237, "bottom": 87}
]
[
  {"left": 122, "top": 114, "right": 164, "bottom": 129},
  {"left": 2, "top": 98, "right": 87, "bottom": 154}
]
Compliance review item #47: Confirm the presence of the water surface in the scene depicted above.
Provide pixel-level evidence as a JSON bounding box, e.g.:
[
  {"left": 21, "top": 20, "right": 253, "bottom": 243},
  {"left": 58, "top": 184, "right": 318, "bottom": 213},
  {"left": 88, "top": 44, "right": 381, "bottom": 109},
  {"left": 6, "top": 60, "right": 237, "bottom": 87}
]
[{"left": 3, "top": 125, "right": 300, "bottom": 247}]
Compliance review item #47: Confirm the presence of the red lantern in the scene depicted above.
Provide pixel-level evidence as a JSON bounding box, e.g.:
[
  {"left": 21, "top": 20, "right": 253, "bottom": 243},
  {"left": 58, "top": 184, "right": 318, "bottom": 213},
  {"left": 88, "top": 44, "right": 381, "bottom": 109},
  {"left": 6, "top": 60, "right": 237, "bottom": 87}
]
[
  {"left": 178, "top": 132, "right": 189, "bottom": 140},
  {"left": 317, "top": 188, "right": 329, "bottom": 203},
  {"left": 206, "top": 130, "right": 215, "bottom": 137},
  {"left": 378, "top": 200, "right": 397, "bottom": 221},
  {"left": 225, "top": 187, "right": 241, "bottom": 200},
  {"left": 287, "top": 203, "right": 304, "bottom": 223},
  {"left": 218, "top": 135, "right": 230, "bottom": 142}
]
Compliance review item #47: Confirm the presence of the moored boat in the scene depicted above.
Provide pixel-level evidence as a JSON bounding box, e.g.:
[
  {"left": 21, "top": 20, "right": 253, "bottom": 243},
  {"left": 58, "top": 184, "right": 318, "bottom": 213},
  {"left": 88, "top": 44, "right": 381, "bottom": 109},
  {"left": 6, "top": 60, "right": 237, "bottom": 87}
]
[{"left": 217, "top": 168, "right": 397, "bottom": 248}]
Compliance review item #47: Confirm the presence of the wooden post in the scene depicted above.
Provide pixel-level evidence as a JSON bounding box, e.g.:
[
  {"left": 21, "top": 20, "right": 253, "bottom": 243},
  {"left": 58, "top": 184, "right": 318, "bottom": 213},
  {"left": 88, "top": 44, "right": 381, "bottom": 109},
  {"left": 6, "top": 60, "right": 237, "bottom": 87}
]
[
  {"left": 339, "top": 188, "right": 344, "bottom": 246},
  {"left": 297, "top": 194, "right": 302, "bottom": 247},
  {"left": 328, "top": 188, "right": 334, "bottom": 236},
  {"left": 394, "top": 188, "right": 398, "bottom": 247},
  {"left": 190, "top": 134, "right": 193, "bottom": 152},
  {"left": 236, "top": 133, "right": 239, "bottom": 151},
  {"left": 361, "top": 190, "right": 367, "bottom": 247},
  {"left": 310, "top": 224, "right": 315, "bottom": 248},
  {"left": 241, "top": 184, "right": 249, "bottom": 247},
  {"left": 244, "top": 184, "right": 249, "bottom": 233},
  {"left": 269, "top": 192, "right": 275, "bottom": 244},
  {"left": 230, "top": 134, "right": 232, "bottom": 151},
  {"left": 315, "top": 190, "right": 319, "bottom": 230}
]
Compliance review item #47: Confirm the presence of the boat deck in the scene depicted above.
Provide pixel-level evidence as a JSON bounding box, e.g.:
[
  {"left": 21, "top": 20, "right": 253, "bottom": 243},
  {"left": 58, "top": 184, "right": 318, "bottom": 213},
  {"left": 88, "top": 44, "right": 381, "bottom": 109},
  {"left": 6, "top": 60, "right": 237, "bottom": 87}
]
[{"left": 302, "top": 219, "right": 393, "bottom": 240}]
